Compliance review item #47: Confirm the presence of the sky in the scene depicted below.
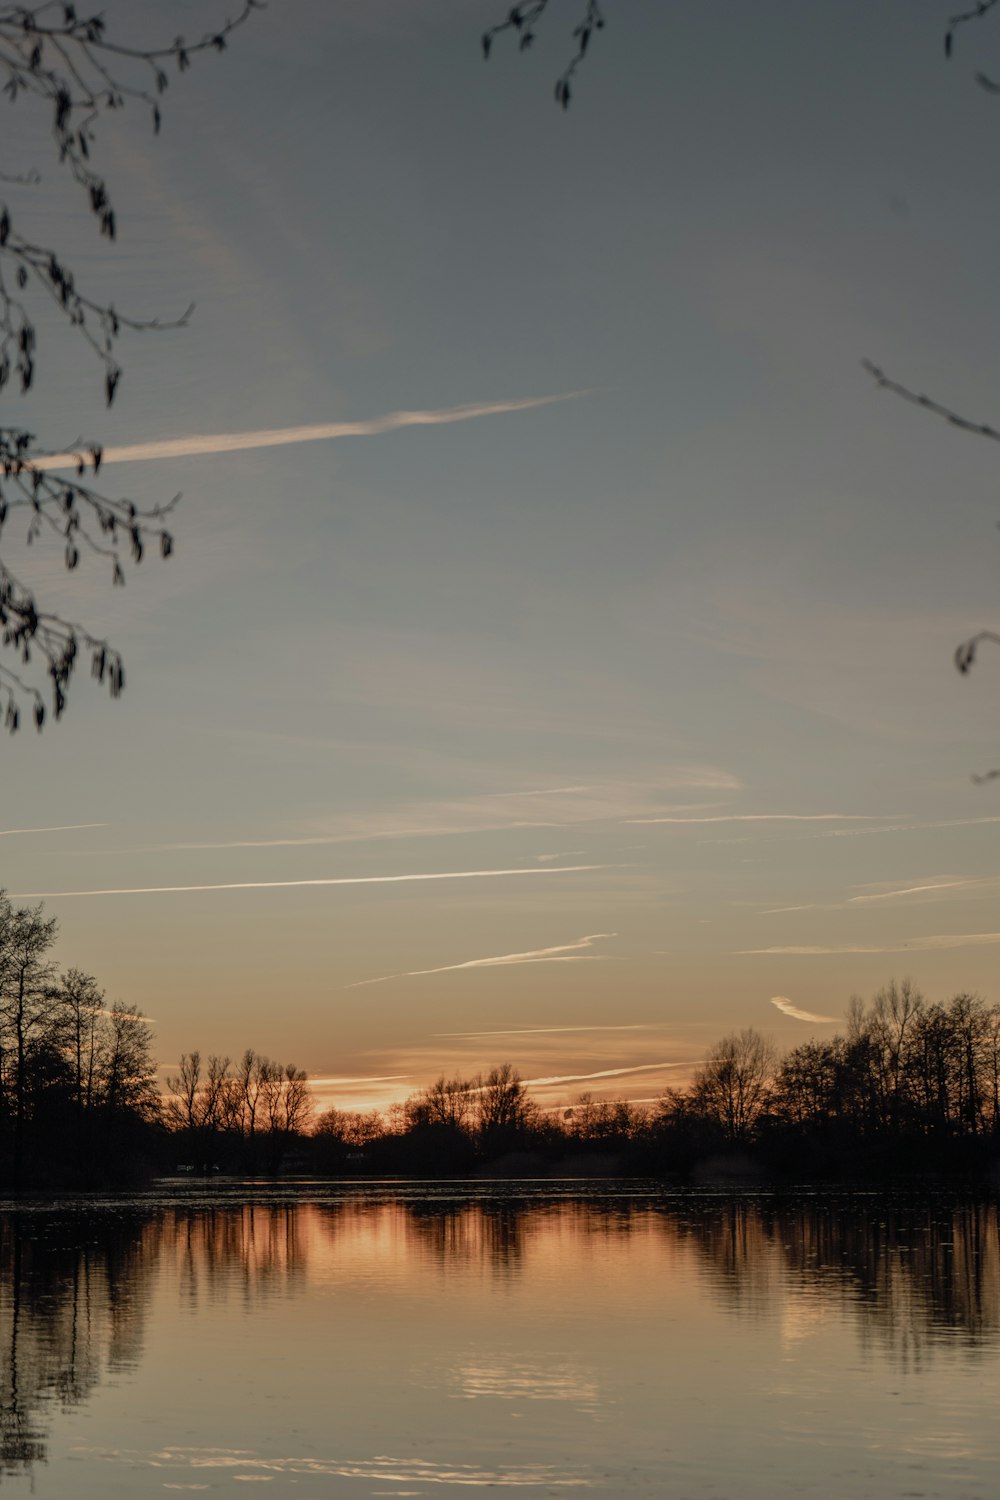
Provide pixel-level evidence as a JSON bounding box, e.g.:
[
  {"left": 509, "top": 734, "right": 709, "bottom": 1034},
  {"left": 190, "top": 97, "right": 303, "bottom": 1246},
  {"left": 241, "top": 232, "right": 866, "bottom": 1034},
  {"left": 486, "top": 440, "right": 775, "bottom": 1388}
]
[{"left": 3, "top": 0, "right": 1000, "bottom": 1115}]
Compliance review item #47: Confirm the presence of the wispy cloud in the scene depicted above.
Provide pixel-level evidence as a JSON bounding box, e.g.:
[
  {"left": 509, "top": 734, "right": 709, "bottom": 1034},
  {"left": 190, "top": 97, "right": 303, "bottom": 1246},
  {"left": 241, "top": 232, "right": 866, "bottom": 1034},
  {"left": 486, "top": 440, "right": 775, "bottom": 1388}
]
[
  {"left": 524, "top": 1061, "right": 691, "bottom": 1088},
  {"left": 347, "top": 933, "right": 616, "bottom": 989},
  {"left": 759, "top": 876, "right": 992, "bottom": 917},
  {"left": 13, "top": 863, "right": 610, "bottom": 900},
  {"left": 621, "top": 801, "right": 727, "bottom": 819},
  {"left": 821, "top": 816, "right": 1000, "bottom": 839},
  {"left": 908, "top": 932, "right": 1000, "bottom": 951},
  {"left": 38, "top": 776, "right": 746, "bottom": 870},
  {"left": 32, "top": 392, "right": 586, "bottom": 471},
  {"left": 627, "top": 812, "right": 883, "bottom": 826},
  {"left": 647, "top": 770, "right": 743, "bottom": 791},
  {"left": 770, "top": 996, "right": 838, "bottom": 1023},
  {"left": 848, "top": 879, "right": 976, "bottom": 904},
  {"left": 308, "top": 1074, "right": 411, "bottom": 1088},
  {"left": 79, "top": 820, "right": 556, "bottom": 856},
  {"left": 0, "top": 822, "right": 106, "bottom": 837},
  {"left": 760, "top": 903, "right": 820, "bottom": 915},
  {"left": 435, "top": 1024, "right": 650, "bottom": 1039},
  {"left": 64, "top": 786, "right": 738, "bottom": 860},
  {"left": 745, "top": 933, "right": 1000, "bottom": 955},
  {"left": 492, "top": 786, "right": 594, "bottom": 798},
  {"left": 742, "top": 945, "right": 890, "bottom": 955}
]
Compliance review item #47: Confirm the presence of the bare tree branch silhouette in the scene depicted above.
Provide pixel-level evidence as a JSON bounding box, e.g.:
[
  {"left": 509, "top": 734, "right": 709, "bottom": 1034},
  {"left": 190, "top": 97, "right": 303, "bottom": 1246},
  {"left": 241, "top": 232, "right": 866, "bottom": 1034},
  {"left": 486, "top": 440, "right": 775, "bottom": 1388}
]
[
  {"left": 0, "top": 1, "right": 258, "bottom": 731},
  {"left": 482, "top": 0, "right": 605, "bottom": 110},
  {"left": 485, "top": 2, "right": 1000, "bottom": 784}
]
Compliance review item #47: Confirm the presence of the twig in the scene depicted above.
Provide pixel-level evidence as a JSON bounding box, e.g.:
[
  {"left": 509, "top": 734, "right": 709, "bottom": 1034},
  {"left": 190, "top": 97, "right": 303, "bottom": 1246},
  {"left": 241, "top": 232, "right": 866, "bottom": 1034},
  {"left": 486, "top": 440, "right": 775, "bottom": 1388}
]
[
  {"left": 863, "top": 360, "right": 1000, "bottom": 443},
  {"left": 482, "top": 0, "right": 605, "bottom": 109}
]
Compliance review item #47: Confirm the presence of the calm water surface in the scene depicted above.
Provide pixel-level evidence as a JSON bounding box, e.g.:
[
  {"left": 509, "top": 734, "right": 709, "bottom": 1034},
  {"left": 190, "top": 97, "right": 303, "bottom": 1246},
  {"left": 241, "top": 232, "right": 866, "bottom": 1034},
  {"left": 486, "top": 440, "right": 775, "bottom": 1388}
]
[{"left": 2, "top": 1181, "right": 1000, "bottom": 1497}]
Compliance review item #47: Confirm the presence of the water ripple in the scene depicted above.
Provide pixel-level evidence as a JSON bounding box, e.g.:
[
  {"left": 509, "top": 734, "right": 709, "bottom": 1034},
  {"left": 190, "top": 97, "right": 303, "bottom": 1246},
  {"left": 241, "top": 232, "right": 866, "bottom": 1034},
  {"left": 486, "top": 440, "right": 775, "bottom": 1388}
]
[{"left": 81, "top": 1445, "right": 593, "bottom": 1488}]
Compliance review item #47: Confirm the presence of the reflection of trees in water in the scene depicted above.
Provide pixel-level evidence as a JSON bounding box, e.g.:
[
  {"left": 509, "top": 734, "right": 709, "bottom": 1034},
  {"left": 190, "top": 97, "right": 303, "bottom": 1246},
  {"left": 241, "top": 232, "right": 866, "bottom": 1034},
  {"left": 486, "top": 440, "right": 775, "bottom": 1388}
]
[
  {"left": 0, "top": 1204, "right": 310, "bottom": 1483},
  {"left": 670, "top": 1197, "right": 1000, "bottom": 1367},
  {"left": 390, "top": 1195, "right": 1000, "bottom": 1357},
  {"left": 392, "top": 1193, "right": 1000, "bottom": 1367},
  {"left": 3, "top": 1192, "right": 1000, "bottom": 1480},
  {"left": 305, "top": 1199, "right": 535, "bottom": 1276},
  {"left": 401, "top": 1197, "right": 647, "bottom": 1277},
  {"left": 406, "top": 1204, "right": 528, "bottom": 1275},
  {"left": 834, "top": 1200, "right": 1000, "bottom": 1367},
  {"left": 666, "top": 1200, "right": 789, "bottom": 1316},
  {"left": 0, "top": 1213, "right": 158, "bottom": 1478},
  {"left": 166, "top": 1206, "right": 307, "bottom": 1310}
]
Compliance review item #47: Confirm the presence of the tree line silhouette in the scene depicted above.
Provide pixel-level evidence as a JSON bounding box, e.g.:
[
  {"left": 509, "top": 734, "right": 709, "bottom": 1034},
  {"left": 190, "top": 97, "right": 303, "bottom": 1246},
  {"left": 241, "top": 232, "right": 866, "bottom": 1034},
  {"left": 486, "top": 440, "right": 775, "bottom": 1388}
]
[
  {"left": 0, "top": 892, "right": 158, "bottom": 1187},
  {"left": 661, "top": 983, "right": 1000, "bottom": 1180},
  {"left": 311, "top": 983, "right": 1000, "bottom": 1180},
  {"left": 4, "top": 889, "right": 1000, "bottom": 1185},
  {"left": 165, "top": 1049, "right": 311, "bottom": 1174}
]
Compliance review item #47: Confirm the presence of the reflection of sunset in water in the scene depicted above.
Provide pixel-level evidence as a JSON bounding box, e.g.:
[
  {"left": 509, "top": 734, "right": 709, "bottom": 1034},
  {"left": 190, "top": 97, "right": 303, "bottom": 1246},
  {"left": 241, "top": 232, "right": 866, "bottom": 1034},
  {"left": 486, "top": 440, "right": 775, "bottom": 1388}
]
[
  {"left": 450, "top": 1359, "right": 600, "bottom": 1406},
  {"left": 4, "top": 1191, "right": 1000, "bottom": 1496}
]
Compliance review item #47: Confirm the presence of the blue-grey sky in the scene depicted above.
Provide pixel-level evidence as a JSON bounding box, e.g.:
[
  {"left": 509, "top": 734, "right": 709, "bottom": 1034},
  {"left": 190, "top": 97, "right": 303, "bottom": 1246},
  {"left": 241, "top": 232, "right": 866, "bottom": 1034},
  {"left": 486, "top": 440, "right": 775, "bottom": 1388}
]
[{"left": 4, "top": 0, "right": 1000, "bottom": 1112}]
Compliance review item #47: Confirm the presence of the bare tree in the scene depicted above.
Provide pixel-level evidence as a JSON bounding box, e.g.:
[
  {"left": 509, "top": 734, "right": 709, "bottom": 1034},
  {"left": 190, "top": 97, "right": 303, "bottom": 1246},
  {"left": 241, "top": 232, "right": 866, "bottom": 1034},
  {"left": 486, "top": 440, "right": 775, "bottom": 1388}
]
[
  {"left": 281, "top": 1063, "right": 311, "bottom": 1137},
  {"left": 0, "top": 892, "right": 155, "bottom": 1181},
  {"left": 166, "top": 1043, "right": 311, "bottom": 1169},
  {"left": 0, "top": 894, "right": 58, "bottom": 1181},
  {"left": 164, "top": 1050, "right": 201, "bottom": 1135},
  {"left": 257, "top": 1056, "right": 284, "bottom": 1136},
  {"left": 234, "top": 1048, "right": 263, "bottom": 1141},
  {"left": 566, "top": 1091, "right": 642, "bottom": 1143},
  {"left": 201, "top": 1053, "right": 232, "bottom": 1134},
  {"left": 313, "top": 1106, "right": 383, "bottom": 1150},
  {"left": 477, "top": 1062, "right": 534, "bottom": 1142},
  {"left": 0, "top": 1, "right": 257, "bottom": 729},
  {"left": 771, "top": 1038, "right": 847, "bottom": 1131},
  {"left": 863, "top": 979, "right": 925, "bottom": 1132},
  {"left": 411, "top": 1073, "right": 476, "bottom": 1133},
  {"left": 99, "top": 1003, "right": 157, "bottom": 1122},
  {"left": 691, "top": 1029, "right": 775, "bottom": 1145},
  {"left": 57, "top": 966, "right": 103, "bottom": 1118}
]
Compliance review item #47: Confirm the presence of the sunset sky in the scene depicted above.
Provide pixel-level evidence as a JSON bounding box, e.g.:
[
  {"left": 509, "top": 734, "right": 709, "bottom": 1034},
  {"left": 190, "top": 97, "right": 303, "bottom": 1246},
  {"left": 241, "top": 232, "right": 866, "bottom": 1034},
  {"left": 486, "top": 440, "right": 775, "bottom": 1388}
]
[{"left": 4, "top": 0, "right": 1000, "bottom": 1115}]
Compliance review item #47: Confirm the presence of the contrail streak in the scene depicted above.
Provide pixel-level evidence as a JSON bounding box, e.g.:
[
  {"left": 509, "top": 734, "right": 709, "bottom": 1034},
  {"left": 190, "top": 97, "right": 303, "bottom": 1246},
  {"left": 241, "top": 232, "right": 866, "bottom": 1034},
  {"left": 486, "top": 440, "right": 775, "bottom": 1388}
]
[
  {"left": 308, "top": 1074, "right": 411, "bottom": 1088},
  {"left": 491, "top": 785, "right": 594, "bottom": 798},
  {"left": 524, "top": 1061, "right": 692, "bottom": 1088},
  {"left": 626, "top": 812, "right": 882, "bottom": 826},
  {"left": 348, "top": 933, "right": 616, "bottom": 988},
  {"left": 435, "top": 1024, "right": 649, "bottom": 1039},
  {"left": 744, "top": 933, "right": 1000, "bottom": 955},
  {"left": 31, "top": 392, "right": 587, "bottom": 471},
  {"left": 12, "top": 863, "right": 609, "bottom": 899},
  {"left": 0, "top": 822, "right": 106, "bottom": 837},
  {"left": 848, "top": 880, "right": 970, "bottom": 903}
]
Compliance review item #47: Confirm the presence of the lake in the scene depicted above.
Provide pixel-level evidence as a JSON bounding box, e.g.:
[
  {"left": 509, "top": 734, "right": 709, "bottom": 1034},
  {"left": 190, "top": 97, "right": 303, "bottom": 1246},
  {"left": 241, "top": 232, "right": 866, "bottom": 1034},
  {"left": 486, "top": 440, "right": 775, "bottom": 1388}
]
[{"left": 2, "top": 1182, "right": 1000, "bottom": 1497}]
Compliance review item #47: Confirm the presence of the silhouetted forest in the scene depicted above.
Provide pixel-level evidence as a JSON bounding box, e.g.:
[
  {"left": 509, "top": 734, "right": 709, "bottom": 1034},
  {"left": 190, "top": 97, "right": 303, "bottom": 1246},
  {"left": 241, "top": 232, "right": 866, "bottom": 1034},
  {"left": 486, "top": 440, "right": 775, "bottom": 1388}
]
[
  {"left": 0, "top": 894, "right": 159, "bottom": 1188},
  {"left": 306, "top": 983, "right": 1000, "bottom": 1183},
  {"left": 5, "top": 886, "right": 1000, "bottom": 1187}
]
